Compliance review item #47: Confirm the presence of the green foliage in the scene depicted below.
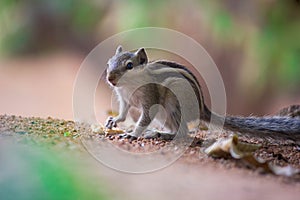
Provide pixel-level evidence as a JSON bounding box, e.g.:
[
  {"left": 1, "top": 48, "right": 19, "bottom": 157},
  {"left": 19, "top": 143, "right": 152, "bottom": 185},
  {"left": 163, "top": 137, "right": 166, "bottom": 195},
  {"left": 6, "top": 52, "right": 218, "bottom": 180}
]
[
  {"left": 256, "top": 1, "right": 300, "bottom": 90},
  {"left": 204, "top": 0, "right": 300, "bottom": 92},
  {"left": 0, "top": 0, "right": 103, "bottom": 54},
  {"left": 116, "top": 0, "right": 167, "bottom": 29},
  {"left": 212, "top": 10, "right": 233, "bottom": 39},
  {"left": 0, "top": 143, "right": 109, "bottom": 200}
]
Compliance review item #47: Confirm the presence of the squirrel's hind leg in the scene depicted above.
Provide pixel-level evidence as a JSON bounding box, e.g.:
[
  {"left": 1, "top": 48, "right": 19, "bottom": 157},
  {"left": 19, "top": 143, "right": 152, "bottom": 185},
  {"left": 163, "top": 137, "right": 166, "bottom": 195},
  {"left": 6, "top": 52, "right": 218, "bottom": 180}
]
[{"left": 143, "top": 129, "right": 176, "bottom": 140}]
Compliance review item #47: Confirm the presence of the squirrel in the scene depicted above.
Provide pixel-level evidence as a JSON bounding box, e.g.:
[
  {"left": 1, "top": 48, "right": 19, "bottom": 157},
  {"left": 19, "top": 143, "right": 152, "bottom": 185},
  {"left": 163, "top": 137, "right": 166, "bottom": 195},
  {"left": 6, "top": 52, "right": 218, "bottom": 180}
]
[{"left": 105, "top": 45, "right": 300, "bottom": 142}]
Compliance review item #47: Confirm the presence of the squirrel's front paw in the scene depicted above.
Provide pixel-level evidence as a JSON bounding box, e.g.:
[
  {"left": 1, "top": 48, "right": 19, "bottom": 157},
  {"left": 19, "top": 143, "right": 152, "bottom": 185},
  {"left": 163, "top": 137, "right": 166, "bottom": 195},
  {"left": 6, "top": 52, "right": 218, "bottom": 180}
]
[{"left": 105, "top": 116, "right": 117, "bottom": 129}]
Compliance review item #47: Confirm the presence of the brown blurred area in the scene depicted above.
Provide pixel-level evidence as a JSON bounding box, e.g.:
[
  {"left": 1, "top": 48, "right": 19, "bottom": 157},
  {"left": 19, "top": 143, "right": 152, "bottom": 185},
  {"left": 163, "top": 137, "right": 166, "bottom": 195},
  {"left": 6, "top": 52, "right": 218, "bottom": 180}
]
[{"left": 0, "top": 0, "right": 299, "bottom": 120}]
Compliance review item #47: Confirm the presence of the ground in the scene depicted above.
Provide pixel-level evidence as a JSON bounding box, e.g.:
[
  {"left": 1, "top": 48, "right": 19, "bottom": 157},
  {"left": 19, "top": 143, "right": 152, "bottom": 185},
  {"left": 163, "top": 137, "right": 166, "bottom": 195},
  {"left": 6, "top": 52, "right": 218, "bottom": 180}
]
[{"left": 0, "top": 115, "right": 299, "bottom": 200}]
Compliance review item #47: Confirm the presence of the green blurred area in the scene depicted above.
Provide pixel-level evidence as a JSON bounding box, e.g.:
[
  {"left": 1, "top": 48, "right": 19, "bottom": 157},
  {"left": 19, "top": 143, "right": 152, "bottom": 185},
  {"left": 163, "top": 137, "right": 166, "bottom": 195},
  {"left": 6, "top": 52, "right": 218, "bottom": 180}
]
[
  {"left": 0, "top": 0, "right": 299, "bottom": 111},
  {"left": 0, "top": 137, "right": 109, "bottom": 200},
  {"left": 0, "top": 0, "right": 107, "bottom": 54}
]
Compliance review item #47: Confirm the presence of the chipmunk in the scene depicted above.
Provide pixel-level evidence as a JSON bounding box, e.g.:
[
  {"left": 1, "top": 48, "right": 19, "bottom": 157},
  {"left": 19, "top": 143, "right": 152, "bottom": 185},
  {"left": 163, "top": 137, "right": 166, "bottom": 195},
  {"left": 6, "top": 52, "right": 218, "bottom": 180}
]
[{"left": 105, "top": 45, "right": 300, "bottom": 142}]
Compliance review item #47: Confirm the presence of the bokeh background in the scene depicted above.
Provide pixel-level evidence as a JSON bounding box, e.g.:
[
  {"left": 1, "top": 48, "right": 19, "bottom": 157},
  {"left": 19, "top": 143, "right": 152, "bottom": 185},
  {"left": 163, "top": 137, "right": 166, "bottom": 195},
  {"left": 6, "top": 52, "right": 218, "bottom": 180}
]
[{"left": 0, "top": 0, "right": 299, "bottom": 118}]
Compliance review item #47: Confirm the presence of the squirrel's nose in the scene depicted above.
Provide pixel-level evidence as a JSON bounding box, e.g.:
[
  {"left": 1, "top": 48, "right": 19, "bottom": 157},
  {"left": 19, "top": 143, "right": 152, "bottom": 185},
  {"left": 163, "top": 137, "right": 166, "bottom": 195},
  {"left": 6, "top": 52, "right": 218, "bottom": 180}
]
[
  {"left": 108, "top": 76, "right": 114, "bottom": 82},
  {"left": 107, "top": 75, "right": 116, "bottom": 85}
]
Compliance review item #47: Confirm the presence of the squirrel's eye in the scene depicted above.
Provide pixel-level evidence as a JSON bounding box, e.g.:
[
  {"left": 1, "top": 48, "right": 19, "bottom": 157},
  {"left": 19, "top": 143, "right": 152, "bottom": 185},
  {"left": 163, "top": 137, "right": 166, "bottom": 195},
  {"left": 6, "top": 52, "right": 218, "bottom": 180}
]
[{"left": 126, "top": 62, "right": 133, "bottom": 69}]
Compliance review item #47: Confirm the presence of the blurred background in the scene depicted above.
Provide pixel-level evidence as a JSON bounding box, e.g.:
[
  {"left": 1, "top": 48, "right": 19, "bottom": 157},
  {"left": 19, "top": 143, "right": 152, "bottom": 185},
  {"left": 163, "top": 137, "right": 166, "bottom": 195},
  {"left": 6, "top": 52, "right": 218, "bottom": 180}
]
[{"left": 0, "top": 0, "right": 299, "bottom": 119}]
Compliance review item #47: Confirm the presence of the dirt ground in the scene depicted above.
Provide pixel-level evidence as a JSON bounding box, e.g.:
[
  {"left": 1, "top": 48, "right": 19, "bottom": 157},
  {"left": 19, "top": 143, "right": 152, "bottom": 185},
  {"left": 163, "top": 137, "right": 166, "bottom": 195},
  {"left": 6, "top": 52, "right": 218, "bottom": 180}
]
[{"left": 0, "top": 114, "right": 299, "bottom": 200}]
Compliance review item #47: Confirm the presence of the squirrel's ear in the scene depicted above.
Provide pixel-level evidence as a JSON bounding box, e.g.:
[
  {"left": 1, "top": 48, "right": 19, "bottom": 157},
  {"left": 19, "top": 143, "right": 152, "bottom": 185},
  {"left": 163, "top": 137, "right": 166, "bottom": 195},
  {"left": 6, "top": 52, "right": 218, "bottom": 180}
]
[
  {"left": 115, "top": 45, "right": 123, "bottom": 55},
  {"left": 135, "top": 48, "right": 148, "bottom": 65}
]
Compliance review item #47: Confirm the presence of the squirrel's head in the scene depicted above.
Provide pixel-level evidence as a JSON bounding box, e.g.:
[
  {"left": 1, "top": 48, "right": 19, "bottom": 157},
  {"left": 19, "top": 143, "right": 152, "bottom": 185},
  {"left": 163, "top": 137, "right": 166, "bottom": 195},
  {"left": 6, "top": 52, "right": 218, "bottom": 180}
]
[{"left": 106, "top": 45, "right": 148, "bottom": 87}]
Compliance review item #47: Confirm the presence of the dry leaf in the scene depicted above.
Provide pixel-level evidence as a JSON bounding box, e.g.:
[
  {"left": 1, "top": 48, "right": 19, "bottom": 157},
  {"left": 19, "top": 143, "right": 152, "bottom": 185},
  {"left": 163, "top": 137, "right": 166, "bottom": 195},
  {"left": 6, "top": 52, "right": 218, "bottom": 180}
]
[
  {"left": 90, "top": 123, "right": 124, "bottom": 135},
  {"left": 204, "top": 135, "right": 261, "bottom": 158},
  {"left": 204, "top": 135, "right": 300, "bottom": 177}
]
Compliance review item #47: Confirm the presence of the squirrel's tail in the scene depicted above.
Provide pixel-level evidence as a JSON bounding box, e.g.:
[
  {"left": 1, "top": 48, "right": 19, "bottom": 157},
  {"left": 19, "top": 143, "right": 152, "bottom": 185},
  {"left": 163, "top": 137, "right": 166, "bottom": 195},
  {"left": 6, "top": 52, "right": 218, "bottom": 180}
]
[
  {"left": 223, "top": 115, "right": 300, "bottom": 141},
  {"left": 202, "top": 106, "right": 300, "bottom": 141}
]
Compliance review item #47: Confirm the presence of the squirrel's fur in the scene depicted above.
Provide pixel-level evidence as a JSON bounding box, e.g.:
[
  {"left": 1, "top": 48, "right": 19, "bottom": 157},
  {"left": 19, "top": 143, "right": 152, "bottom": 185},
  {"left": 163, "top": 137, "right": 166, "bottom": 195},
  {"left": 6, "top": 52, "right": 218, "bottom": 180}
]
[{"left": 105, "top": 46, "right": 300, "bottom": 141}]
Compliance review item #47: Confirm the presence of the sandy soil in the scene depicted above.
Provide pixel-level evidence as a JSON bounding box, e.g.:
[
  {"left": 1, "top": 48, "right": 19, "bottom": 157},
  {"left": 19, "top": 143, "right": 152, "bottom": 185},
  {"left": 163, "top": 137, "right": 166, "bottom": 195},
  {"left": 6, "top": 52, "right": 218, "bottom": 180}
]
[{"left": 0, "top": 115, "right": 299, "bottom": 200}]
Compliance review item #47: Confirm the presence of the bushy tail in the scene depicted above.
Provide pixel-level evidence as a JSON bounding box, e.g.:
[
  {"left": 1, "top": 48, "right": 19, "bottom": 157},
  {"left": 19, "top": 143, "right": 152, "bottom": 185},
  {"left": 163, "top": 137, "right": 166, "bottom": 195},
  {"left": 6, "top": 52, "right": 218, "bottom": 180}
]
[
  {"left": 203, "top": 106, "right": 300, "bottom": 141},
  {"left": 223, "top": 115, "right": 300, "bottom": 141}
]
